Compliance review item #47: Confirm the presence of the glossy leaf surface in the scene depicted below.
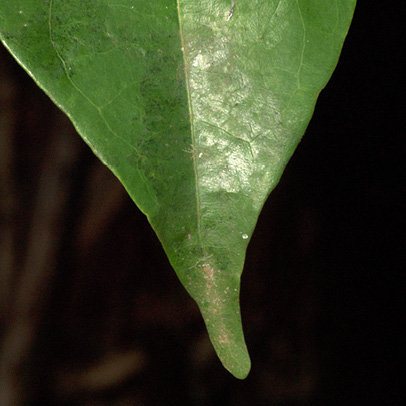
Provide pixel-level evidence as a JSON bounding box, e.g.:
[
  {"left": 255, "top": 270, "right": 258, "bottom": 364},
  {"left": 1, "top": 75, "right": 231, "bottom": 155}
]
[{"left": 0, "top": 0, "right": 355, "bottom": 378}]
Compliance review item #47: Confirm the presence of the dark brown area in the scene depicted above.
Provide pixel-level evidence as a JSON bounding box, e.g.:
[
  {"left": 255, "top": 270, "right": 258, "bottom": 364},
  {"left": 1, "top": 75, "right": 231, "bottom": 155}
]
[{"left": 0, "top": 2, "right": 402, "bottom": 405}]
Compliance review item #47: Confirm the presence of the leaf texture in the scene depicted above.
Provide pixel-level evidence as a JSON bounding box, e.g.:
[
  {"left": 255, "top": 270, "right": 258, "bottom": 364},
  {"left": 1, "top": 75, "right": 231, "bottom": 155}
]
[{"left": 0, "top": 0, "right": 355, "bottom": 378}]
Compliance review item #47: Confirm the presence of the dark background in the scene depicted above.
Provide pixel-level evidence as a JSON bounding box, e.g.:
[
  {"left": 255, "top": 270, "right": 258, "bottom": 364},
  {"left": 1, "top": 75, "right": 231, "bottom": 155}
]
[{"left": 0, "top": 2, "right": 402, "bottom": 405}]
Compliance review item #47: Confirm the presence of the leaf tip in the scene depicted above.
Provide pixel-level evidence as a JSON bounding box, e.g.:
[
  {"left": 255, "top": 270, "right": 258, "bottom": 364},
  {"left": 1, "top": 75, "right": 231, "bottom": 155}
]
[
  {"left": 201, "top": 306, "right": 251, "bottom": 379},
  {"left": 227, "top": 348, "right": 251, "bottom": 380}
]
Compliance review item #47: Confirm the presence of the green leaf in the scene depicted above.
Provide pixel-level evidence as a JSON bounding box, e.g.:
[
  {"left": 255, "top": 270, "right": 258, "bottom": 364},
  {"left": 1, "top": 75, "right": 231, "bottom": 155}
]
[{"left": 0, "top": 0, "right": 355, "bottom": 378}]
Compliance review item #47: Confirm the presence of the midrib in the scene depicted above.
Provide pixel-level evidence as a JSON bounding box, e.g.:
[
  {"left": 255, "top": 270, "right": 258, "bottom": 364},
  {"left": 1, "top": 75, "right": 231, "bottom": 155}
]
[{"left": 176, "top": 1, "right": 205, "bottom": 254}]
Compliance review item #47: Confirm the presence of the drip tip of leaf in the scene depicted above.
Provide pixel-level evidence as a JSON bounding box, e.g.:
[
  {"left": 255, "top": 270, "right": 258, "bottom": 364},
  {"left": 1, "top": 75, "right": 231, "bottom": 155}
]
[
  {"left": 206, "top": 319, "right": 251, "bottom": 379},
  {"left": 199, "top": 293, "right": 251, "bottom": 379}
]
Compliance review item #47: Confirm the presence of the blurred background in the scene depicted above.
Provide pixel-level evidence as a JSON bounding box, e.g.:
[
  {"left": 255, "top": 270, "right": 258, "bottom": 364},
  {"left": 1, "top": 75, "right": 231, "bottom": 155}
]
[{"left": 0, "top": 2, "right": 402, "bottom": 405}]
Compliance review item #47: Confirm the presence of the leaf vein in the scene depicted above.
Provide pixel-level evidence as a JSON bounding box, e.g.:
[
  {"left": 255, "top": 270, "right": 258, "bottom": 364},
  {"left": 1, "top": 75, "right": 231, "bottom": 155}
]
[{"left": 177, "top": 0, "right": 205, "bottom": 257}]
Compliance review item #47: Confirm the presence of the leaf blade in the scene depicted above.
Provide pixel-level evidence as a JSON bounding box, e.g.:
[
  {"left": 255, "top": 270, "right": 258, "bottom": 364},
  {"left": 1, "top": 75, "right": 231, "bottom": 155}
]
[{"left": 0, "top": 0, "right": 356, "bottom": 378}]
